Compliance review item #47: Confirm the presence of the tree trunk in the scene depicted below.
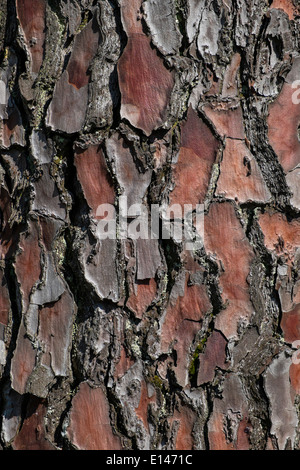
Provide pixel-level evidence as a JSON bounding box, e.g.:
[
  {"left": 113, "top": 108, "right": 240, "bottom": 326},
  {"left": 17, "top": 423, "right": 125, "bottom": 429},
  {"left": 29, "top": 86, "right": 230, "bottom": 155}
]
[{"left": 0, "top": 0, "right": 299, "bottom": 451}]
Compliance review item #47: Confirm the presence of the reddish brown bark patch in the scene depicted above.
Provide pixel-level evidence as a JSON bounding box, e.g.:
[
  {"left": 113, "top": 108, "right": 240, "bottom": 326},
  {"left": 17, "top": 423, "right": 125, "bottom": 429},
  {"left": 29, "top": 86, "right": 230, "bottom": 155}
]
[
  {"left": 0, "top": 187, "right": 16, "bottom": 260},
  {"left": 280, "top": 305, "right": 300, "bottom": 344},
  {"left": 134, "top": 380, "right": 156, "bottom": 432},
  {"left": 67, "top": 18, "right": 99, "bottom": 89},
  {"left": 268, "top": 81, "right": 300, "bottom": 173},
  {"left": 202, "top": 104, "right": 245, "bottom": 139},
  {"left": 216, "top": 139, "right": 271, "bottom": 203},
  {"left": 126, "top": 278, "right": 157, "bottom": 319},
  {"left": 258, "top": 212, "right": 300, "bottom": 264},
  {"left": 38, "top": 291, "right": 74, "bottom": 376},
  {"left": 290, "top": 362, "right": 300, "bottom": 396},
  {"left": 204, "top": 202, "right": 255, "bottom": 339},
  {"left": 12, "top": 397, "right": 55, "bottom": 450},
  {"left": 39, "top": 216, "right": 62, "bottom": 252},
  {"left": 236, "top": 417, "right": 253, "bottom": 450},
  {"left": 106, "top": 133, "right": 152, "bottom": 207},
  {"left": 115, "top": 346, "right": 135, "bottom": 379},
  {"left": 0, "top": 269, "right": 10, "bottom": 326},
  {"left": 209, "top": 412, "right": 252, "bottom": 450},
  {"left": 15, "top": 220, "right": 41, "bottom": 312},
  {"left": 172, "top": 404, "right": 197, "bottom": 450},
  {"left": 46, "top": 71, "right": 88, "bottom": 133},
  {"left": 11, "top": 322, "right": 36, "bottom": 395},
  {"left": 16, "top": 0, "right": 46, "bottom": 74},
  {"left": 66, "top": 382, "right": 122, "bottom": 450},
  {"left": 208, "top": 374, "right": 251, "bottom": 450},
  {"left": 222, "top": 53, "right": 241, "bottom": 98},
  {"left": 181, "top": 250, "right": 205, "bottom": 274},
  {"left": 208, "top": 410, "right": 231, "bottom": 450},
  {"left": 197, "top": 330, "right": 228, "bottom": 386},
  {"left": 208, "top": 412, "right": 251, "bottom": 450},
  {"left": 74, "top": 145, "right": 115, "bottom": 218},
  {"left": 161, "top": 278, "right": 210, "bottom": 351},
  {"left": 118, "top": 35, "right": 174, "bottom": 136},
  {"left": 161, "top": 273, "right": 211, "bottom": 386},
  {"left": 46, "top": 19, "right": 99, "bottom": 133},
  {"left": 169, "top": 106, "right": 220, "bottom": 207},
  {"left": 1, "top": 106, "right": 25, "bottom": 148},
  {"left": 119, "top": 0, "right": 143, "bottom": 36}
]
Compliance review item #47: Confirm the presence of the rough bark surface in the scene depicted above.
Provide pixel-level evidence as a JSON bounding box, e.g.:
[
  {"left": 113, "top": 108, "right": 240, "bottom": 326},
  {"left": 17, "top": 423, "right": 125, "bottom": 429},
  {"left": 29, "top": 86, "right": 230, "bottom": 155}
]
[{"left": 0, "top": 0, "right": 299, "bottom": 451}]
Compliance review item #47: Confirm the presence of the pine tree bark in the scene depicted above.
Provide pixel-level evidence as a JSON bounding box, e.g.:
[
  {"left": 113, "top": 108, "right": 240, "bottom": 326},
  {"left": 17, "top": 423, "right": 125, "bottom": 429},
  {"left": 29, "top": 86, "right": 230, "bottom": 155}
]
[{"left": 0, "top": 0, "right": 299, "bottom": 451}]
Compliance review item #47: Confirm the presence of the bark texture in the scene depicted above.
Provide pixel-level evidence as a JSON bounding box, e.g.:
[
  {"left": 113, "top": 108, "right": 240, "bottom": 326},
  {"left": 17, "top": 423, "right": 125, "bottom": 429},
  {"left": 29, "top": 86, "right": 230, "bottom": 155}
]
[{"left": 0, "top": 0, "right": 299, "bottom": 451}]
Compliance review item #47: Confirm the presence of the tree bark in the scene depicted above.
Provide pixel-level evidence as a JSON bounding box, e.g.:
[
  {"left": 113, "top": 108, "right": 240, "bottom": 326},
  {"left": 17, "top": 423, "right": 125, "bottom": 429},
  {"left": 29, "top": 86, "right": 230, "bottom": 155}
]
[{"left": 0, "top": 0, "right": 299, "bottom": 451}]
